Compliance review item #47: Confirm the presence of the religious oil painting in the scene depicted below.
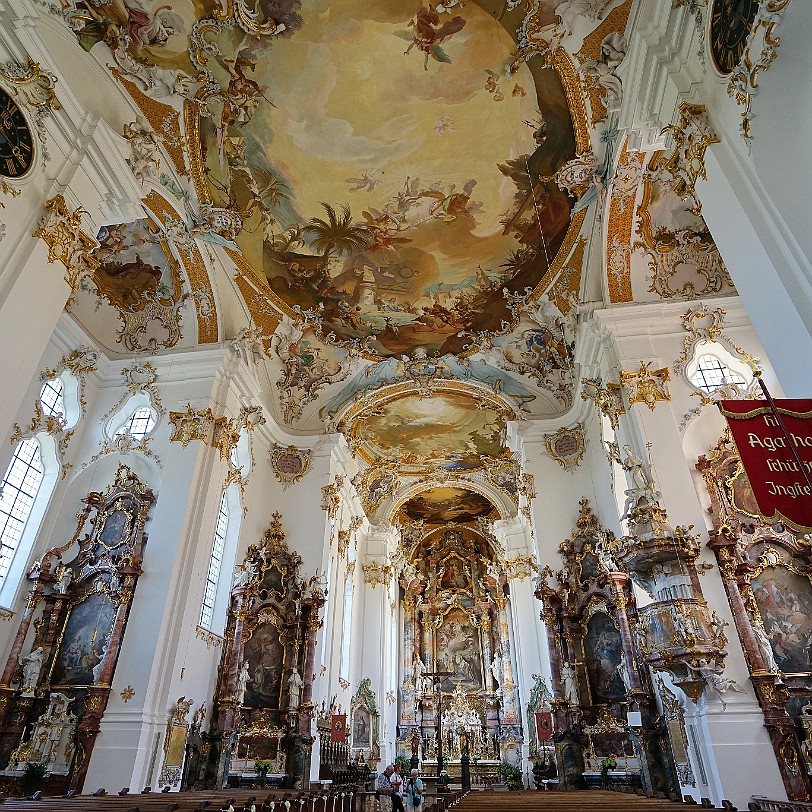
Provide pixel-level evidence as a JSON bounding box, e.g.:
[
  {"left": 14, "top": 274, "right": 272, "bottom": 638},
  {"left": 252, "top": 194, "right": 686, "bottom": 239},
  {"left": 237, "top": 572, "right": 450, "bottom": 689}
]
[
  {"left": 92, "top": 506, "right": 133, "bottom": 560},
  {"left": 399, "top": 487, "right": 498, "bottom": 525},
  {"left": 258, "top": 562, "right": 286, "bottom": 601},
  {"left": 752, "top": 566, "right": 812, "bottom": 674},
  {"left": 51, "top": 590, "right": 117, "bottom": 686},
  {"left": 352, "top": 391, "right": 506, "bottom": 475},
  {"left": 352, "top": 706, "right": 371, "bottom": 749},
  {"left": 583, "top": 613, "right": 625, "bottom": 704},
  {"left": 243, "top": 622, "right": 285, "bottom": 708},
  {"left": 91, "top": 220, "right": 180, "bottom": 312},
  {"left": 435, "top": 608, "right": 483, "bottom": 693},
  {"left": 438, "top": 553, "right": 472, "bottom": 592}
]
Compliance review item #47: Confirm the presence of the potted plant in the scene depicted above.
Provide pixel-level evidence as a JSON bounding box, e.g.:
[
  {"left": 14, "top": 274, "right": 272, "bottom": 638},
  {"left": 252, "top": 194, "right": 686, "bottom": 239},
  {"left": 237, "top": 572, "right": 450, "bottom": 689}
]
[
  {"left": 254, "top": 759, "right": 271, "bottom": 787},
  {"left": 498, "top": 761, "right": 523, "bottom": 791},
  {"left": 20, "top": 762, "right": 48, "bottom": 796}
]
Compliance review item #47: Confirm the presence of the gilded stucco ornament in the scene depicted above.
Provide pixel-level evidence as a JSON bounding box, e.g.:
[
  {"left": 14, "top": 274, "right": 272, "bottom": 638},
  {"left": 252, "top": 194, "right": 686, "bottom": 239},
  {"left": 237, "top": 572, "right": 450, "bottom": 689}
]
[
  {"left": 168, "top": 404, "right": 214, "bottom": 447},
  {"left": 661, "top": 102, "right": 720, "bottom": 216},
  {"left": 544, "top": 424, "right": 587, "bottom": 470},
  {"left": 195, "top": 625, "right": 224, "bottom": 649},
  {"left": 321, "top": 476, "right": 344, "bottom": 519},
  {"left": 580, "top": 375, "right": 624, "bottom": 428},
  {"left": 620, "top": 361, "right": 671, "bottom": 411},
  {"left": 354, "top": 465, "right": 399, "bottom": 516},
  {"left": 362, "top": 561, "right": 393, "bottom": 589},
  {"left": 269, "top": 444, "right": 311, "bottom": 488},
  {"left": 726, "top": 0, "right": 793, "bottom": 140},
  {"left": 33, "top": 196, "right": 99, "bottom": 290}
]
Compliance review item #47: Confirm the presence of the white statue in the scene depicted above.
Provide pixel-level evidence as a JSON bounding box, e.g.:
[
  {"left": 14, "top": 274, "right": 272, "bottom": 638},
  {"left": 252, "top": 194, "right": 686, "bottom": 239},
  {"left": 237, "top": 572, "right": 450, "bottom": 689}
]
[
  {"left": 691, "top": 659, "right": 744, "bottom": 708},
  {"left": 620, "top": 444, "right": 654, "bottom": 492},
  {"left": 288, "top": 667, "right": 303, "bottom": 710},
  {"left": 580, "top": 32, "right": 628, "bottom": 109},
  {"left": 19, "top": 647, "right": 44, "bottom": 696},
  {"left": 554, "top": 0, "right": 614, "bottom": 36},
  {"left": 413, "top": 655, "right": 431, "bottom": 694},
  {"left": 752, "top": 621, "right": 781, "bottom": 675},
  {"left": 561, "top": 662, "right": 579, "bottom": 705},
  {"left": 123, "top": 119, "right": 161, "bottom": 185},
  {"left": 596, "top": 539, "right": 619, "bottom": 573},
  {"left": 54, "top": 566, "right": 73, "bottom": 595},
  {"left": 232, "top": 560, "right": 257, "bottom": 589},
  {"left": 490, "top": 649, "right": 504, "bottom": 689},
  {"left": 237, "top": 660, "right": 251, "bottom": 703},
  {"left": 710, "top": 610, "right": 728, "bottom": 641}
]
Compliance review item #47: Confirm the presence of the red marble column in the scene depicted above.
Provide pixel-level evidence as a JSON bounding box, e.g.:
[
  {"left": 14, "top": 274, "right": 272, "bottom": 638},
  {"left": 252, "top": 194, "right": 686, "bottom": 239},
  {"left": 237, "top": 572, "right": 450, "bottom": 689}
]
[{"left": 608, "top": 572, "right": 643, "bottom": 694}]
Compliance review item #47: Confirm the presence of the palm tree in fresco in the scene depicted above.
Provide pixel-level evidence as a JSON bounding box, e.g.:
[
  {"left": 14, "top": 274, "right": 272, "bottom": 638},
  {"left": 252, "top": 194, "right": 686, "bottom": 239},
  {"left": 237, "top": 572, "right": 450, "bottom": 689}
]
[{"left": 303, "top": 203, "right": 373, "bottom": 259}]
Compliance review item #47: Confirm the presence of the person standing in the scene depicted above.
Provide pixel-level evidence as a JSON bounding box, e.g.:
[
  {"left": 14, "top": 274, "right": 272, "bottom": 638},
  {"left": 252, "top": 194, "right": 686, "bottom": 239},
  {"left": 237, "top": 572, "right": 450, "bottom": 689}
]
[
  {"left": 376, "top": 765, "right": 395, "bottom": 812},
  {"left": 391, "top": 763, "right": 405, "bottom": 812},
  {"left": 406, "top": 769, "right": 424, "bottom": 812}
]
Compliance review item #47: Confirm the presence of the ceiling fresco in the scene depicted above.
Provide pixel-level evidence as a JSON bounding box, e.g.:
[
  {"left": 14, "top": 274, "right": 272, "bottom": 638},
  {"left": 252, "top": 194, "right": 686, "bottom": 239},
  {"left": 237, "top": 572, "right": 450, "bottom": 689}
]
[
  {"left": 69, "top": 217, "right": 193, "bottom": 354},
  {"left": 398, "top": 486, "right": 499, "bottom": 525},
  {"left": 187, "top": 0, "right": 578, "bottom": 358},
  {"left": 53, "top": 0, "right": 713, "bottom": 531},
  {"left": 347, "top": 389, "right": 507, "bottom": 475}
]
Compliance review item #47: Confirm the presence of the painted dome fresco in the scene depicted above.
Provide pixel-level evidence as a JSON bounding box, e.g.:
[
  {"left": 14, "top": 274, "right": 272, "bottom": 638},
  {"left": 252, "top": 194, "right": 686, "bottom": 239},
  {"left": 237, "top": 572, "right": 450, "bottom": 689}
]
[{"left": 185, "top": 0, "right": 580, "bottom": 357}]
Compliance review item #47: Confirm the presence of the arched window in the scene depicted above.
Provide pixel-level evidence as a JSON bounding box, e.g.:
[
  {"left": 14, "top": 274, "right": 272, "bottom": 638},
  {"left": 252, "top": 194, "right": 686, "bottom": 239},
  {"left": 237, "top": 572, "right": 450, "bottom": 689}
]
[
  {"left": 0, "top": 438, "right": 45, "bottom": 583},
  {"left": 106, "top": 393, "right": 159, "bottom": 443},
  {"left": 200, "top": 491, "right": 229, "bottom": 629},
  {"left": 38, "top": 378, "right": 64, "bottom": 419},
  {"left": 339, "top": 575, "right": 354, "bottom": 681},
  {"left": 0, "top": 371, "right": 76, "bottom": 596},
  {"left": 115, "top": 406, "right": 157, "bottom": 441},
  {"left": 199, "top": 486, "right": 242, "bottom": 635},
  {"left": 690, "top": 354, "right": 746, "bottom": 394}
]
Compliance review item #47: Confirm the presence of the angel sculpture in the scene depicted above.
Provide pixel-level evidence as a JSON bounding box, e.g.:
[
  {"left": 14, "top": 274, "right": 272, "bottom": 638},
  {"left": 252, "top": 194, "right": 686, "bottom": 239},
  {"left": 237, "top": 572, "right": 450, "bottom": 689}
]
[{"left": 399, "top": 5, "right": 467, "bottom": 70}]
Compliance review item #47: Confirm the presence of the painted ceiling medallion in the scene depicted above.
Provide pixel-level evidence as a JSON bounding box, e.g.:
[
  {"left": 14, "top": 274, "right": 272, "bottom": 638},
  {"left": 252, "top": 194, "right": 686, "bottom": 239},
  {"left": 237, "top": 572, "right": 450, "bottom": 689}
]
[
  {"left": 346, "top": 388, "right": 508, "bottom": 476},
  {"left": 182, "top": 0, "right": 580, "bottom": 358},
  {"left": 398, "top": 486, "right": 499, "bottom": 525}
]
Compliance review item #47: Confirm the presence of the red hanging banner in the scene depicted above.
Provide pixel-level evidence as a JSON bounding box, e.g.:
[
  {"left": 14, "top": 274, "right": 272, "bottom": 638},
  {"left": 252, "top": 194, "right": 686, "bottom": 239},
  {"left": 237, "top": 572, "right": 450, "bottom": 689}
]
[
  {"left": 535, "top": 711, "right": 553, "bottom": 742},
  {"left": 719, "top": 399, "right": 812, "bottom": 532},
  {"left": 331, "top": 714, "right": 347, "bottom": 743}
]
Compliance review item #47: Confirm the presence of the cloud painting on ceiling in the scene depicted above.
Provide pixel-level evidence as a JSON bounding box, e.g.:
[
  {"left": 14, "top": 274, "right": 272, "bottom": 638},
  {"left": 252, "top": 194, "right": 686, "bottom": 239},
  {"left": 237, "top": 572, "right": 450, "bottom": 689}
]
[
  {"left": 349, "top": 390, "right": 506, "bottom": 475},
  {"left": 185, "top": 0, "right": 577, "bottom": 357},
  {"left": 399, "top": 487, "right": 498, "bottom": 524}
]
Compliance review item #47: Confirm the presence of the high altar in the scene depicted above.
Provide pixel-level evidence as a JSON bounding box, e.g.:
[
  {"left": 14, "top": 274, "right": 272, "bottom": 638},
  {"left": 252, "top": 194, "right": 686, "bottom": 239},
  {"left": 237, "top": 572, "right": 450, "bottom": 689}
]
[{"left": 396, "top": 526, "right": 523, "bottom": 770}]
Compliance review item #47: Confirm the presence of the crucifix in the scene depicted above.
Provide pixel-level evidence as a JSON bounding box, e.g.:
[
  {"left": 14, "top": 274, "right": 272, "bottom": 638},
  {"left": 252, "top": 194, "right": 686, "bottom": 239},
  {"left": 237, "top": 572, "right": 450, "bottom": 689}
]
[{"left": 424, "top": 670, "right": 452, "bottom": 776}]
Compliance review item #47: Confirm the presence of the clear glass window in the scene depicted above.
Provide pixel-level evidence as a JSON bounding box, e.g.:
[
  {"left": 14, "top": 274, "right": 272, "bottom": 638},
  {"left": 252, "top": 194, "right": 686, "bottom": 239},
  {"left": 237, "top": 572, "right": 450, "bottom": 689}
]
[
  {"left": 115, "top": 406, "right": 157, "bottom": 441},
  {"left": 39, "top": 379, "right": 64, "bottom": 419},
  {"left": 200, "top": 491, "right": 229, "bottom": 629},
  {"left": 690, "top": 354, "right": 746, "bottom": 394},
  {"left": 0, "top": 438, "right": 44, "bottom": 583}
]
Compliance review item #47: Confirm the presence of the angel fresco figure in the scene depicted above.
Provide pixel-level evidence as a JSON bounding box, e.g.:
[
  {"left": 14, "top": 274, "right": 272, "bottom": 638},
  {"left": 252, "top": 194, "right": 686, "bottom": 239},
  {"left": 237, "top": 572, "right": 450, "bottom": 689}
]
[{"left": 400, "top": 5, "right": 467, "bottom": 71}]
